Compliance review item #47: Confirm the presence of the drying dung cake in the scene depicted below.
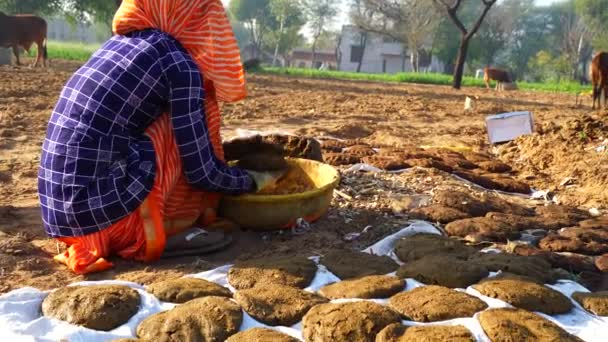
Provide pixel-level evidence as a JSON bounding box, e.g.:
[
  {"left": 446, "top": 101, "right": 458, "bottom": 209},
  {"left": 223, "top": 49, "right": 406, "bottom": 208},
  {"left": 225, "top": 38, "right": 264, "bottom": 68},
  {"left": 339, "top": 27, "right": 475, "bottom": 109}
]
[
  {"left": 228, "top": 256, "right": 317, "bottom": 289},
  {"left": 226, "top": 328, "right": 300, "bottom": 342},
  {"left": 320, "top": 250, "right": 398, "bottom": 279},
  {"left": 376, "top": 323, "right": 475, "bottom": 342},
  {"left": 396, "top": 255, "right": 488, "bottom": 288},
  {"left": 147, "top": 278, "right": 232, "bottom": 303},
  {"left": 234, "top": 284, "right": 328, "bottom": 326},
  {"left": 41, "top": 285, "right": 140, "bottom": 331},
  {"left": 572, "top": 291, "right": 608, "bottom": 316},
  {"left": 394, "top": 234, "right": 476, "bottom": 263},
  {"left": 318, "top": 275, "right": 405, "bottom": 299},
  {"left": 388, "top": 285, "right": 488, "bottom": 322},
  {"left": 136, "top": 296, "right": 242, "bottom": 342}
]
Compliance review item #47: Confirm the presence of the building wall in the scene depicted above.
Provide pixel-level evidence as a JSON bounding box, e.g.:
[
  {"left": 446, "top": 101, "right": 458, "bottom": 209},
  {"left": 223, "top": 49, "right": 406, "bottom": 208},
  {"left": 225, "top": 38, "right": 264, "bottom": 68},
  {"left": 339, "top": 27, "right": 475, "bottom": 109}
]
[{"left": 338, "top": 25, "right": 445, "bottom": 74}]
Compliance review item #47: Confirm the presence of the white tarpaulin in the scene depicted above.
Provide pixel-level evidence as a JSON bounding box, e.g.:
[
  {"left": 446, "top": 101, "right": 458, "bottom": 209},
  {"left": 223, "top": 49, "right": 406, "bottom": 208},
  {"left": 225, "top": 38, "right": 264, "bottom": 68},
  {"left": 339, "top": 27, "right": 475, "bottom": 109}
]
[{"left": 1, "top": 221, "right": 607, "bottom": 341}]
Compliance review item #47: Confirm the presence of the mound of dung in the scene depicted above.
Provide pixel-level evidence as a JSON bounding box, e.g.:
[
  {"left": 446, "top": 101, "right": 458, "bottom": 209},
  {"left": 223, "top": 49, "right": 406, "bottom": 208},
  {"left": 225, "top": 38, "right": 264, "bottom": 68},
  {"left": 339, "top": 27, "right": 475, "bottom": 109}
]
[
  {"left": 535, "top": 205, "right": 590, "bottom": 227},
  {"left": 41, "top": 285, "right": 140, "bottom": 331},
  {"left": 388, "top": 285, "right": 487, "bottom": 322},
  {"left": 406, "top": 158, "right": 453, "bottom": 173},
  {"left": 345, "top": 145, "right": 376, "bottom": 157},
  {"left": 318, "top": 275, "right": 405, "bottom": 299},
  {"left": 432, "top": 190, "right": 491, "bottom": 217},
  {"left": 396, "top": 255, "right": 488, "bottom": 288},
  {"left": 320, "top": 250, "right": 398, "bottom": 279},
  {"left": 468, "top": 252, "right": 557, "bottom": 284},
  {"left": 226, "top": 328, "right": 299, "bottom": 342},
  {"left": 223, "top": 135, "right": 284, "bottom": 162},
  {"left": 147, "top": 278, "right": 232, "bottom": 303},
  {"left": 408, "top": 205, "right": 471, "bottom": 224},
  {"left": 323, "top": 152, "right": 360, "bottom": 166},
  {"left": 477, "top": 160, "right": 512, "bottom": 173},
  {"left": 137, "top": 296, "right": 242, "bottom": 342},
  {"left": 473, "top": 276, "right": 572, "bottom": 315},
  {"left": 302, "top": 301, "right": 400, "bottom": 342},
  {"left": 262, "top": 134, "right": 323, "bottom": 162},
  {"left": 228, "top": 256, "right": 317, "bottom": 290},
  {"left": 445, "top": 217, "right": 520, "bottom": 242},
  {"left": 462, "top": 151, "right": 493, "bottom": 163},
  {"left": 376, "top": 323, "right": 475, "bottom": 342},
  {"left": 579, "top": 216, "right": 608, "bottom": 229},
  {"left": 539, "top": 227, "right": 608, "bottom": 255},
  {"left": 234, "top": 284, "right": 327, "bottom": 326},
  {"left": 320, "top": 139, "right": 348, "bottom": 152},
  {"left": 361, "top": 155, "right": 410, "bottom": 171},
  {"left": 484, "top": 173, "right": 532, "bottom": 194},
  {"left": 440, "top": 156, "right": 478, "bottom": 170},
  {"left": 572, "top": 291, "right": 608, "bottom": 316},
  {"left": 394, "top": 234, "right": 476, "bottom": 263},
  {"left": 236, "top": 153, "right": 288, "bottom": 172},
  {"left": 484, "top": 212, "right": 545, "bottom": 231},
  {"left": 478, "top": 308, "right": 583, "bottom": 342}
]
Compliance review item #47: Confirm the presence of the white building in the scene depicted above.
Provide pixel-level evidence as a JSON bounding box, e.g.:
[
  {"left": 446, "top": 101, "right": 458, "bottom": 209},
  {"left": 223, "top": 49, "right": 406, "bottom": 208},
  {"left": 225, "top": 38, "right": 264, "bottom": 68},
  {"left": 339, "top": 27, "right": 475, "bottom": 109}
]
[{"left": 337, "top": 25, "right": 444, "bottom": 74}]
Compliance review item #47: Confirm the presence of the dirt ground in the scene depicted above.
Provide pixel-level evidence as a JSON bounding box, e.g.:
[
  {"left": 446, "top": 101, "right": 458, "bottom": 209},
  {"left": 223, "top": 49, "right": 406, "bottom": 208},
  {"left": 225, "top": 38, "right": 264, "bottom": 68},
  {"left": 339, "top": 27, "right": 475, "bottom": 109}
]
[{"left": 0, "top": 61, "right": 606, "bottom": 294}]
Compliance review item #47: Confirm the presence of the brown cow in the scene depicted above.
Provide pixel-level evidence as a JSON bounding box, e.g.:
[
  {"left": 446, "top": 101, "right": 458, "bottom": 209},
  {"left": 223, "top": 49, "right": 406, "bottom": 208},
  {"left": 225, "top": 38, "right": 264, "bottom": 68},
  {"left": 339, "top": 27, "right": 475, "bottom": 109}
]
[
  {"left": 484, "top": 67, "right": 513, "bottom": 91},
  {"left": 590, "top": 52, "right": 608, "bottom": 109},
  {"left": 0, "top": 12, "right": 48, "bottom": 67}
]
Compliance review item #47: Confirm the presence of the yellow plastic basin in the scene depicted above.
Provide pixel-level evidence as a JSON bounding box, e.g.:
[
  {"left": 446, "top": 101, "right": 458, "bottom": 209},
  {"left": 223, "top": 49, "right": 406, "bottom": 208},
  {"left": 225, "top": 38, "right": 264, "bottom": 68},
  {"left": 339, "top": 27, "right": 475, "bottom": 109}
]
[{"left": 219, "top": 158, "right": 340, "bottom": 231}]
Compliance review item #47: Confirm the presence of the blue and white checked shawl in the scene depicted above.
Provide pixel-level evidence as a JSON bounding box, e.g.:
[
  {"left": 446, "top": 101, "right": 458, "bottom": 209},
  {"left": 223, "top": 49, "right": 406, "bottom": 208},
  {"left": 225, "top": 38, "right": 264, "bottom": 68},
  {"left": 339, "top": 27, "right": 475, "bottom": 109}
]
[{"left": 39, "top": 29, "right": 253, "bottom": 238}]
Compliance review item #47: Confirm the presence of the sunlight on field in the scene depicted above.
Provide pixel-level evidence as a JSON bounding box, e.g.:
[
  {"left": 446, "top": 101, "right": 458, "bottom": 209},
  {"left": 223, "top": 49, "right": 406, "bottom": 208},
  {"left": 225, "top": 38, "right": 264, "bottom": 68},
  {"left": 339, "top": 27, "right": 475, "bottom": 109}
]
[
  {"left": 25, "top": 41, "right": 101, "bottom": 62},
  {"left": 263, "top": 67, "right": 592, "bottom": 94}
]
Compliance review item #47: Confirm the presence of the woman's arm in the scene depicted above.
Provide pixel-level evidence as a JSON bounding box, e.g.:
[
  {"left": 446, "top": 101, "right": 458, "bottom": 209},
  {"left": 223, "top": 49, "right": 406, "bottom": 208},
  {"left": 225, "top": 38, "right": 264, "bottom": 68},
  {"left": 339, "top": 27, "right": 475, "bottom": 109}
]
[{"left": 162, "top": 50, "right": 254, "bottom": 194}]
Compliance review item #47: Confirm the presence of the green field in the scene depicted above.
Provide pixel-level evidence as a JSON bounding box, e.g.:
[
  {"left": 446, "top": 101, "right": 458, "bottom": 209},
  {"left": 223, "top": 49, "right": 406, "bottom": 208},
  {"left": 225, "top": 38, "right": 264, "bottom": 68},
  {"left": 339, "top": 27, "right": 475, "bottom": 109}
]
[
  {"left": 25, "top": 41, "right": 100, "bottom": 61},
  {"left": 261, "top": 67, "right": 592, "bottom": 94}
]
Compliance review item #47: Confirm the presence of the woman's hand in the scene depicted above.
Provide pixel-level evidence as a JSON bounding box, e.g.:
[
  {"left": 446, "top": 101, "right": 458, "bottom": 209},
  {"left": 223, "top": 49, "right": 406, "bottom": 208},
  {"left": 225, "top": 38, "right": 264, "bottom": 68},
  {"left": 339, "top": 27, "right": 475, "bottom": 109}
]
[{"left": 246, "top": 170, "right": 287, "bottom": 192}]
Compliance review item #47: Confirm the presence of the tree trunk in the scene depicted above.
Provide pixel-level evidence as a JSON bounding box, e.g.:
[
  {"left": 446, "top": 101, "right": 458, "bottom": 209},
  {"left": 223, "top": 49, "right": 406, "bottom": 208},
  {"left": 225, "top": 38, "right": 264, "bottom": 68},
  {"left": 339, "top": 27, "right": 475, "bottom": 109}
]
[
  {"left": 453, "top": 36, "right": 470, "bottom": 89},
  {"left": 272, "top": 18, "right": 285, "bottom": 67},
  {"left": 356, "top": 33, "right": 367, "bottom": 73},
  {"left": 311, "top": 38, "right": 318, "bottom": 69}
]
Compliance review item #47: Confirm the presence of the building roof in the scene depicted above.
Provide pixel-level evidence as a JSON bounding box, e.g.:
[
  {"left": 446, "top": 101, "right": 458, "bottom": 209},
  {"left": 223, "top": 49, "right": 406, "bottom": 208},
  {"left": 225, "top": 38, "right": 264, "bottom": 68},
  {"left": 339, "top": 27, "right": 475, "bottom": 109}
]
[{"left": 290, "top": 49, "right": 336, "bottom": 63}]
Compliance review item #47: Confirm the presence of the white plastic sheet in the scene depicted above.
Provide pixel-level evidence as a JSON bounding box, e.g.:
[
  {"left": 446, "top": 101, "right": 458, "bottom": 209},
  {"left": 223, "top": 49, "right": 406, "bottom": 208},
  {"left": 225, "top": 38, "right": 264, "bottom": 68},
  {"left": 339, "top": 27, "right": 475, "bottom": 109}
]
[{"left": 1, "top": 222, "right": 607, "bottom": 341}]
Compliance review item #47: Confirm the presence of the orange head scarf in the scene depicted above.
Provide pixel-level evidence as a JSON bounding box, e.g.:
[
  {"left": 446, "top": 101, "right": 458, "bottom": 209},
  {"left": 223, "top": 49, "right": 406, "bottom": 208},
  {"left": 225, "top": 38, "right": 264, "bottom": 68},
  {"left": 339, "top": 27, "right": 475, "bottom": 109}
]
[{"left": 113, "top": 0, "right": 246, "bottom": 103}]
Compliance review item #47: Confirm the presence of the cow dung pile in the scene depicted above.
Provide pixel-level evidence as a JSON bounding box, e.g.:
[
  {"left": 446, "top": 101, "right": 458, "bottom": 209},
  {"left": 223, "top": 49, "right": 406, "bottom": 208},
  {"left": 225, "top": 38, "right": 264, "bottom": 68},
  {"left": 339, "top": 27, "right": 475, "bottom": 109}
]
[
  {"left": 318, "top": 275, "right": 405, "bottom": 299},
  {"left": 320, "top": 249, "right": 398, "bottom": 279},
  {"left": 41, "top": 285, "right": 140, "bottom": 331},
  {"left": 226, "top": 328, "right": 299, "bottom": 342},
  {"left": 478, "top": 308, "right": 583, "bottom": 342},
  {"left": 393, "top": 234, "right": 476, "bottom": 263},
  {"left": 473, "top": 276, "right": 573, "bottom": 315},
  {"left": 376, "top": 323, "right": 475, "bottom": 342},
  {"left": 136, "top": 296, "right": 242, "bottom": 341},
  {"left": 468, "top": 252, "right": 558, "bottom": 284},
  {"left": 396, "top": 255, "right": 488, "bottom": 288},
  {"left": 234, "top": 284, "right": 327, "bottom": 326},
  {"left": 147, "top": 278, "right": 232, "bottom": 303},
  {"left": 227, "top": 256, "right": 317, "bottom": 289},
  {"left": 388, "top": 285, "right": 488, "bottom": 322},
  {"left": 572, "top": 291, "right": 608, "bottom": 316},
  {"left": 302, "top": 301, "right": 400, "bottom": 342}
]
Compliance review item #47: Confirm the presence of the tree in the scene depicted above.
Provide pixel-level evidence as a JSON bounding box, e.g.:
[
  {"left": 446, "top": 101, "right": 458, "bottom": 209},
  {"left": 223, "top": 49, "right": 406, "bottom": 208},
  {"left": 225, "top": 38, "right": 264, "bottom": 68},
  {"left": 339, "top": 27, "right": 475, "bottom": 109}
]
[
  {"left": 230, "top": 0, "right": 272, "bottom": 58},
  {"left": 303, "top": 0, "right": 340, "bottom": 67},
  {"left": 64, "top": 0, "right": 121, "bottom": 24},
  {"left": 0, "top": 0, "right": 62, "bottom": 15},
  {"left": 576, "top": 0, "right": 608, "bottom": 50},
  {"left": 433, "top": 0, "right": 497, "bottom": 89},
  {"left": 555, "top": 0, "right": 591, "bottom": 81},
  {"left": 269, "top": 0, "right": 304, "bottom": 66}
]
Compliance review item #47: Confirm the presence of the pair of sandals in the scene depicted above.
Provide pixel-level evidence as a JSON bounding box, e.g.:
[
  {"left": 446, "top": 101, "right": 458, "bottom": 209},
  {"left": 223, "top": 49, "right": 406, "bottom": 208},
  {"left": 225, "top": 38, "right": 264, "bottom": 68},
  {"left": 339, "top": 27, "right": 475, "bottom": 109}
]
[{"left": 162, "top": 220, "right": 237, "bottom": 258}]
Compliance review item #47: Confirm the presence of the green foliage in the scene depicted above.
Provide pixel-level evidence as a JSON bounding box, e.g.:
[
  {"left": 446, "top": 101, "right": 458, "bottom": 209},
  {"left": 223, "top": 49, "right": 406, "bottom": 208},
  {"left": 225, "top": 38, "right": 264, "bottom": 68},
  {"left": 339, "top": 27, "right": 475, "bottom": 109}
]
[
  {"left": 260, "top": 67, "right": 591, "bottom": 94},
  {"left": 0, "top": 0, "right": 62, "bottom": 15},
  {"left": 576, "top": 0, "right": 608, "bottom": 50},
  {"left": 527, "top": 50, "right": 572, "bottom": 82},
  {"left": 26, "top": 40, "right": 100, "bottom": 61}
]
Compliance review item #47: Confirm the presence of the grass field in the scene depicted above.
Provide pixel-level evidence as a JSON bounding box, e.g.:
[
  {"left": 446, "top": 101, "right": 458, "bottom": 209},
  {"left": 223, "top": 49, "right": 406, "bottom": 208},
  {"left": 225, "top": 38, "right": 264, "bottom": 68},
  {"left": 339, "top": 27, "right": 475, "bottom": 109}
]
[
  {"left": 262, "top": 67, "right": 592, "bottom": 94},
  {"left": 25, "top": 41, "right": 100, "bottom": 61}
]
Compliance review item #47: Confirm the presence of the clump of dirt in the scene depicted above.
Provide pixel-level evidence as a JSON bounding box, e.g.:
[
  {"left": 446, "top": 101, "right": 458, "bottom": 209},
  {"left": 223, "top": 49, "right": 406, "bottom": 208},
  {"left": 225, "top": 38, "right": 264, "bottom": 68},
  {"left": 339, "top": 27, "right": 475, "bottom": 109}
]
[
  {"left": 226, "top": 328, "right": 300, "bottom": 342},
  {"left": 228, "top": 256, "right": 317, "bottom": 290},
  {"left": 361, "top": 155, "right": 410, "bottom": 171},
  {"left": 388, "top": 285, "right": 487, "bottom": 322},
  {"left": 468, "top": 252, "right": 558, "bottom": 284},
  {"left": 473, "top": 276, "right": 573, "bottom": 315},
  {"left": 320, "top": 250, "right": 398, "bottom": 279},
  {"left": 376, "top": 323, "right": 475, "bottom": 342},
  {"left": 393, "top": 234, "right": 477, "bottom": 263},
  {"left": 41, "top": 285, "right": 140, "bottom": 331},
  {"left": 256, "top": 166, "right": 315, "bottom": 195},
  {"left": 146, "top": 278, "right": 232, "bottom": 303},
  {"left": 323, "top": 152, "right": 361, "bottom": 166},
  {"left": 409, "top": 205, "right": 471, "bottom": 224},
  {"left": 572, "top": 291, "right": 608, "bottom": 316},
  {"left": 318, "top": 275, "right": 405, "bottom": 299},
  {"left": 234, "top": 284, "right": 327, "bottom": 326},
  {"left": 302, "top": 301, "right": 400, "bottom": 342},
  {"left": 137, "top": 296, "right": 242, "bottom": 341},
  {"left": 497, "top": 114, "right": 608, "bottom": 208},
  {"left": 396, "top": 255, "right": 488, "bottom": 288},
  {"left": 478, "top": 308, "right": 583, "bottom": 342},
  {"left": 445, "top": 217, "right": 521, "bottom": 242},
  {"left": 539, "top": 227, "right": 608, "bottom": 255}
]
